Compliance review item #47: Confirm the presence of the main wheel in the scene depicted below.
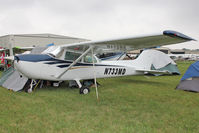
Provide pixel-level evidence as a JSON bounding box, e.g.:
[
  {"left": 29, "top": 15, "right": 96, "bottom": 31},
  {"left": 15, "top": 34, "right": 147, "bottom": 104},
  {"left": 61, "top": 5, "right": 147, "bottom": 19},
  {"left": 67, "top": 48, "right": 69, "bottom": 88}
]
[
  {"left": 27, "top": 88, "right": 33, "bottom": 93},
  {"left": 80, "top": 87, "right": 90, "bottom": 94}
]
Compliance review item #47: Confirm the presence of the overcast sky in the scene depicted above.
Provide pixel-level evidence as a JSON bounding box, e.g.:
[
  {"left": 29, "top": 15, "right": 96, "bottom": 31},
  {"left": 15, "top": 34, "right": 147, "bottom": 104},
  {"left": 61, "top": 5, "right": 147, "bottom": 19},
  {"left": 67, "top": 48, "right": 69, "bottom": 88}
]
[{"left": 0, "top": 0, "right": 198, "bottom": 49}]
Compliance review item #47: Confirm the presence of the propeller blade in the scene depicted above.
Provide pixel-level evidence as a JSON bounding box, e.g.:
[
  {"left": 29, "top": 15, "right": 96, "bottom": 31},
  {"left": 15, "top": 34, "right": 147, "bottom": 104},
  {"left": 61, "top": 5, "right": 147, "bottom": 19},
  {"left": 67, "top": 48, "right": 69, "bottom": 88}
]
[{"left": 4, "top": 56, "right": 14, "bottom": 61}]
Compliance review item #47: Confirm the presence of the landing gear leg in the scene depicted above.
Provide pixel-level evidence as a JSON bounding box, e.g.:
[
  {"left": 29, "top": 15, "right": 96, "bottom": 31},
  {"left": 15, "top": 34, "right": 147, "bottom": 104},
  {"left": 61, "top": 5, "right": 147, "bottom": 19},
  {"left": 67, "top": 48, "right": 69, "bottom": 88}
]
[
  {"left": 28, "top": 79, "right": 36, "bottom": 93},
  {"left": 75, "top": 80, "right": 90, "bottom": 95}
]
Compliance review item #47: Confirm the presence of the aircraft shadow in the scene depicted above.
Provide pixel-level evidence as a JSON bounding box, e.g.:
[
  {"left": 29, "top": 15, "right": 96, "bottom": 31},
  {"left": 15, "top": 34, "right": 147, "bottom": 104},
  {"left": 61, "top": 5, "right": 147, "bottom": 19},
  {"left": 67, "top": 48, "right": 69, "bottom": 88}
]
[{"left": 117, "top": 79, "right": 166, "bottom": 86}]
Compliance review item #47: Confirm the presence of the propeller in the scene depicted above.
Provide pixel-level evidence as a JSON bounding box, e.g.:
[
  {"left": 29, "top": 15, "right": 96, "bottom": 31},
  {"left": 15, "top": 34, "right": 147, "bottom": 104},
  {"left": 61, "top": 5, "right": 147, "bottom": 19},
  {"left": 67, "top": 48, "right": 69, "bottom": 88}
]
[{"left": 4, "top": 56, "right": 15, "bottom": 61}]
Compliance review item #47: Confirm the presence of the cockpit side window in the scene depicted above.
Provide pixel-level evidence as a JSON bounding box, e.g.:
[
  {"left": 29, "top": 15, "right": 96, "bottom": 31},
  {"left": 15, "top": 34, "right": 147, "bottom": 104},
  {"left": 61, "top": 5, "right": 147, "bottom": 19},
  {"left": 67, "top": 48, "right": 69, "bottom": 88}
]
[
  {"left": 83, "top": 55, "right": 97, "bottom": 63},
  {"left": 64, "top": 51, "right": 81, "bottom": 61},
  {"left": 63, "top": 48, "right": 98, "bottom": 63}
]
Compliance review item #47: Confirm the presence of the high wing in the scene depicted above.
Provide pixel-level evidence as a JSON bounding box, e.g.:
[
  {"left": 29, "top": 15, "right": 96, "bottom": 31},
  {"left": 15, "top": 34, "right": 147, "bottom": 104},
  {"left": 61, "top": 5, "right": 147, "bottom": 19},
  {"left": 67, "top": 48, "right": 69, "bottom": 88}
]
[{"left": 60, "top": 30, "right": 195, "bottom": 50}]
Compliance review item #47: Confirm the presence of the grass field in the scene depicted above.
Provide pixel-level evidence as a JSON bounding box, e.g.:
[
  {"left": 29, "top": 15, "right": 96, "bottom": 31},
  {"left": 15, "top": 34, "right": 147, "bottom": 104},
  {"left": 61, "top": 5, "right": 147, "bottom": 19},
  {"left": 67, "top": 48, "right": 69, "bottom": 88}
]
[{"left": 0, "top": 61, "right": 199, "bottom": 133}]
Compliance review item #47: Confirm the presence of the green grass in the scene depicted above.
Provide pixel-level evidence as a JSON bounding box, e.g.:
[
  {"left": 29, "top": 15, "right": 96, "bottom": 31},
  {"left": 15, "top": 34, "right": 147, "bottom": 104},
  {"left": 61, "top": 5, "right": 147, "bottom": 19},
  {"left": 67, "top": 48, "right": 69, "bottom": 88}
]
[{"left": 0, "top": 61, "right": 199, "bottom": 133}]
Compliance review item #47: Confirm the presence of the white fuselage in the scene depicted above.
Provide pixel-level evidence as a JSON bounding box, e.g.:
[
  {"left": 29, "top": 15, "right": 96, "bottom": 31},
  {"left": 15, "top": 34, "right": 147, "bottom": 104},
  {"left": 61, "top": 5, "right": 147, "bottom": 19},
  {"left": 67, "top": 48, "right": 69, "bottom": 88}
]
[{"left": 14, "top": 54, "right": 144, "bottom": 81}]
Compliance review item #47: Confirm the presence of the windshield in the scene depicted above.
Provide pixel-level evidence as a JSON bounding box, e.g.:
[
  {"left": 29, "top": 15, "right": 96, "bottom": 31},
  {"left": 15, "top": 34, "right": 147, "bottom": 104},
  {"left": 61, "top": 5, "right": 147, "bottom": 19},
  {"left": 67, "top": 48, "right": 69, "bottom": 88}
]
[
  {"left": 42, "top": 46, "right": 62, "bottom": 57},
  {"left": 42, "top": 45, "right": 98, "bottom": 63}
]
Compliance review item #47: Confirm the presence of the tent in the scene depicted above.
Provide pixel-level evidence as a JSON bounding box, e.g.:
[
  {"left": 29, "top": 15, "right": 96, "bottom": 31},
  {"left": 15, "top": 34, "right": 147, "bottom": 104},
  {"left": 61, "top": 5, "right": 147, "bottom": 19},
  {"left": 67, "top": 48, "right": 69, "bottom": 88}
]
[
  {"left": 0, "top": 67, "right": 28, "bottom": 91},
  {"left": 176, "top": 61, "right": 199, "bottom": 92},
  {"left": 151, "top": 63, "right": 180, "bottom": 75},
  {"left": 138, "top": 49, "right": 180, "bottom": 75}
]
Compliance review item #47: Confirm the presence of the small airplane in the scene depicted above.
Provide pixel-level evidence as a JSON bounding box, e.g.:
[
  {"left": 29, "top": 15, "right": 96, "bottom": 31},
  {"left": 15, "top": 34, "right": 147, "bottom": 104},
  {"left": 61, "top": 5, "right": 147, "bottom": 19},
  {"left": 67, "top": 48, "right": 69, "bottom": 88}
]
[
  {"left": 169, "top": 54, "right": 199, "bottom": 61},
  {"left": 6, "top": 30, "right": 195, "bottom": 95}
]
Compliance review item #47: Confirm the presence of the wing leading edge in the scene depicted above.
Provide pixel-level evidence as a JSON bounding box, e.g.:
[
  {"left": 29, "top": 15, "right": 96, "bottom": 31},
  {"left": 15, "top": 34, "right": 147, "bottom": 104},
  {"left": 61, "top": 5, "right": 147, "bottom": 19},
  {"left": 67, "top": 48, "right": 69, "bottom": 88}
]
[{"left": 60, "top": 30, "right": 195, "bottom": 50}]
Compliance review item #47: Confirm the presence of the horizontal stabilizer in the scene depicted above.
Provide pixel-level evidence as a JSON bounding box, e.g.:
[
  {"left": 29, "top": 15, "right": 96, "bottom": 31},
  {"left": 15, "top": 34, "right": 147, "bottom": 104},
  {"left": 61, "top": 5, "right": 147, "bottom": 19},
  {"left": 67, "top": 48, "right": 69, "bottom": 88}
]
[{"left": 136, "top": 69, "right": 172, "bottom": 75}]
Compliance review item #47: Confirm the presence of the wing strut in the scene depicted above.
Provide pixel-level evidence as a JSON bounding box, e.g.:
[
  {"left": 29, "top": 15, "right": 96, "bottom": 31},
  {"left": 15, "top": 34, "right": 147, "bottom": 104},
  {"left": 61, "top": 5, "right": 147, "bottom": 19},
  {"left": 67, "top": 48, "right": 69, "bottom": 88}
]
[
  {"left": 55, "top": 46, "right": 93, "bottom": 79},
  {"left": 91, "top": 46, "right": 99, "bottom": 100}
]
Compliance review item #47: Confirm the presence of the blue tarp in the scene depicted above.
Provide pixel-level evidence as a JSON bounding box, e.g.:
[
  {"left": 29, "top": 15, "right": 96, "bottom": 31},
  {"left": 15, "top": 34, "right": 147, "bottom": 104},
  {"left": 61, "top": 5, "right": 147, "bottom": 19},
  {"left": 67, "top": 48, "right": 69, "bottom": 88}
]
[
  {"left": 46, "top": 43, "right": 54, "bottom": 47},
  {"left": 181, "top": 61, "right": 199, "bottom": 81}
]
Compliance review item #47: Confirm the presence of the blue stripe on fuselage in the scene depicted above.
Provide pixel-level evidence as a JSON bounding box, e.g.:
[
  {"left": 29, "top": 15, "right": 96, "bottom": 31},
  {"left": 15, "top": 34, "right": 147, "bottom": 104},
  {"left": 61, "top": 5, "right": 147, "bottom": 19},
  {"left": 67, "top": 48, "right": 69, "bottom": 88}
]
[
  {"left": 16, "top": 54, "right": 57, "bottom": 62},
  {"left": 16, "top": 54, "right": 123, "bottom": 68},
  {"left": 56, "top": 63, "right": 115, "bottom": 68}
]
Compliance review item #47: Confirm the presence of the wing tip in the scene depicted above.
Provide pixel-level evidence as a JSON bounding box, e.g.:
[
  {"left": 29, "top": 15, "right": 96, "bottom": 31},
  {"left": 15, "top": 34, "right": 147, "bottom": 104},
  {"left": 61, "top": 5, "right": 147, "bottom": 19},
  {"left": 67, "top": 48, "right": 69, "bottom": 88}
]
[{"left": 163, "top": 30, "right": 196, "bottom": 41}]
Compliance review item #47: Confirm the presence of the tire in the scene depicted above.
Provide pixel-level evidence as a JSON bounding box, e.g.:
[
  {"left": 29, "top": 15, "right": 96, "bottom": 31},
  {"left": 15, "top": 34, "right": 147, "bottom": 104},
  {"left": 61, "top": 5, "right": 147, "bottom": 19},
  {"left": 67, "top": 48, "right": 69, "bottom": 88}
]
[
  {"left": 79, "top": 87, "right": 90, "bottom": 94},
  {"left": 27, "top": 88, "right": 33, "bottom": 93}
]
